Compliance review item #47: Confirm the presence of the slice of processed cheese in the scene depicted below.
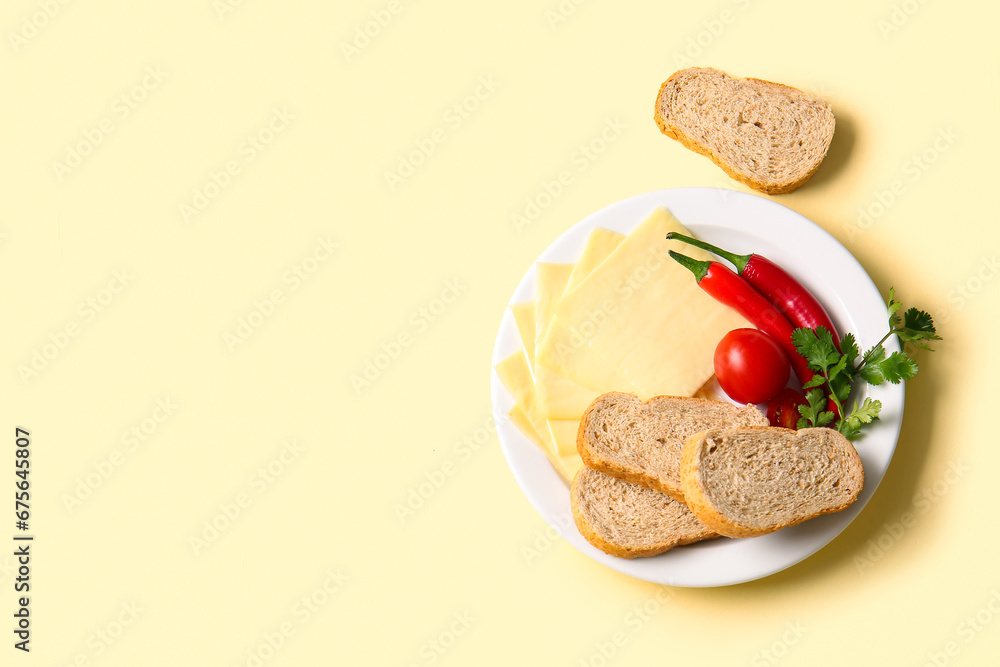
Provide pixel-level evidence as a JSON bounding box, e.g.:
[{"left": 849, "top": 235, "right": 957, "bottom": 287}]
[
  {"left": 534, "top": 263, "right": 574, "bottom": 351},
  {"left": 546, "top": 207, "right": 750, "bottom": 399},
  {"left": 495, "top": 352, "right": 555, "bottom": 454},
  {"left": 510, "top": 407, "right": 582, "bottom": 481},
  {"left": 536, "top": 313, "right": 641, "bottom": 394},
  {"left": 534, "top": 231, "right": 648, "bottom": 394},
  {"left": 564, "top": 228, "right": 626, "bottom": 295},
  {"left": 553, "top": 451, "right": 583, "bottom": 482},
  {"left": 510, "top": 300, "right": 600, "bottom": 419},
  {"left": 533, "top": 364, "right": 606, "bottom": 419},
  {"left": 531, "top": 250, "right": 637, "bottom": 418},
  {"left": 547, "top": 419, "right": 581, "bottom": 458},
  {"left": 509, "top": 302, "right": 536, "bottom": 371},
  {"left": 495, "top": 351, "right": 583, "bottom": 482},
  {"left": 532, "top": 233, "right": 643, "bottom": 397},
  {"left": 535, "top": 228, "right": 632, "bottom": 417},
  {"left": 506, "top": 406, "right": 544, "bottom": 450}
]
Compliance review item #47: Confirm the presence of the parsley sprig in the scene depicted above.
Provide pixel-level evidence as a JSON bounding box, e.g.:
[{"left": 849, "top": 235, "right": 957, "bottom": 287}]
[{"left": 791, "top": 288, "right": 940, "bottom": 441}]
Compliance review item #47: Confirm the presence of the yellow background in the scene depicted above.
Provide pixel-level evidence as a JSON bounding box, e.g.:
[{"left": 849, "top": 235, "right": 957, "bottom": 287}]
[{"left": 2, "top": 0, "right": 997, "bottom": 664}]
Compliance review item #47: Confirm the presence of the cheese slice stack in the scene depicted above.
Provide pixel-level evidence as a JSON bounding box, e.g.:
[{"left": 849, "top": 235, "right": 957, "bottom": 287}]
[{"left": 495, "top": 207, "right": 750, "bottom": 482}]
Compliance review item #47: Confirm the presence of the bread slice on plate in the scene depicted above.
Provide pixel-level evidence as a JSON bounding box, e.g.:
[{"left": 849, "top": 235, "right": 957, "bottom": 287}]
[
  {"left": 577, "top": 392, "right": 768, "bottom": 502},
  {"left": 681, "top": 427, "right": 864, "bottom": 538},
  {"left": 653, "top": 67, "right": 835, "bottom": 194},
  {"left": 571, "top": 466, "right": 718, "bottom": 559}
]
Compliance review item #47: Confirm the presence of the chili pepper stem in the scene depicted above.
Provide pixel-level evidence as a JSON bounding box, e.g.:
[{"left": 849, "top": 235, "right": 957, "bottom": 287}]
[
  {"left": 668, "top": 250, "right": 711, "bottom": 282},
  {"left": 666, "top": 232, "right": 751, "bottom": 273}
]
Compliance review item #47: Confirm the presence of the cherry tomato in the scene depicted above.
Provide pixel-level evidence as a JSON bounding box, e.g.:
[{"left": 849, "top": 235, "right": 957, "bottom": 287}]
[
  {"left": 714, "top": 328, "right": 790, "bottom": 405},
  {"left": 767, "top": 387, "right": 809, "bottom": 429}
]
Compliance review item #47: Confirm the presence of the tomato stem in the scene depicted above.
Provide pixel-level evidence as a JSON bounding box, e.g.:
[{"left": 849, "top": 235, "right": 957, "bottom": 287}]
[{"left": 666, "top": 232, "right": 751, "bottom": 273}]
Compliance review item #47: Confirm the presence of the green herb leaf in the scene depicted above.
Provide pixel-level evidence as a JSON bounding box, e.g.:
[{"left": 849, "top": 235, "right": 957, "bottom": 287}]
[
  {"left": 789, "top": 293, "right": 935, "bottom": 440},
  {"left": 840, "top": 333, "right": 860, "bottom": 369},
  {"left": 887, "top": 287, "right": 902, "bottom": 329},
  {"left": 828, "top": 353, "right": 850, "bottom": 382},
  {"left": 902, "top": 307, "right": 938, "bottom": 337},
  {"left": 838, "top": 397, "right": 882, "bottom": 440},
  {"left": 858, "top": 345, "right": 887, "bottom": 385},
  {"left": 862, "top": 344, "right": 887, "bottom": 366},
  {"left": 838, "top": 420, "right": 863, "bottom": 441},
  {"left": 802, "top": 375, "right": 827, "bottom": 389},
  {"left": 824, "top": 354, "right": 853, "bottom": 405},
  {"left": 792, "top": 327, "right": 840, "bottom": 372},
  {"left": 899, "top": 307, "right": 941, "bottom": 350},
  {"left": 858, "top": 362, "right": 884, "bottom": 386},
  {"left": 830, "top": 372, "right": 854, "bottom": 404},
  {"left": 797, "top": 388, "right": 834, "bottom": 428},
  {"left": 877, "top": 351, "right": 919, "bottom": 384},
  {"left": 851, "top": 397, "right": 882, "bottom": 423}
]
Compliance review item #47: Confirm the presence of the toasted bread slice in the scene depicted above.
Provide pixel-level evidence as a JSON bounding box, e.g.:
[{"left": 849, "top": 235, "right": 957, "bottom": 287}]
[
  {"left": 576, "top": 392, "right": 768, "bottom": 502},
  {"left": 654, "top": 67, "right": 835, "bottom": 194},
  {"left": 681, "top": 427, "right": 864, "bottom": 538},
  {"left": 571, "top": 467, "right": 718, "bottom": 559}
]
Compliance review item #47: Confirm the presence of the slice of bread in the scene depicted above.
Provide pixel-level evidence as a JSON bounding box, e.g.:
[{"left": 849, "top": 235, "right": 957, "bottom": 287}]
[
  {"left": 571, "top": 466, "right": 718, "bottom": 559},
  {"left": 654, "top": 67, "right": 835, "bottom": 194},
  {"left": 577, "top": 392, "right": 768, "bottom": 502},
  {"left": 680, "top": 427, "right": 864, "bottom": 538}
]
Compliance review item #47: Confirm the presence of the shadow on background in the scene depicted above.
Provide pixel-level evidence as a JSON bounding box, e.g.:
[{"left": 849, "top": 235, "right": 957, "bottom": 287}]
[{"left": 805, "top": 111, "right": 856, "bottom": 191}]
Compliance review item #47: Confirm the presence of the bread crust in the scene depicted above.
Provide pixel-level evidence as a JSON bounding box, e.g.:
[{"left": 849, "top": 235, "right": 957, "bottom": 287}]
[
  {"left": 653, "top": 67, "right": 834, "bottom": 194},
  {"left": 680, "top": 427, "right": 864, "bottom": 538},
  {"left": 570, "top": 468, "right": 718, "bottom": 559},
  {"left": 576, "top": 392, "right": 767, "bottom": 502}
]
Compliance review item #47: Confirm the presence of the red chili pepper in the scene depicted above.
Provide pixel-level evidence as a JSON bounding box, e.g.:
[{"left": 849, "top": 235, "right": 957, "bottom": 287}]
[
  {"left": 669, "top": 250, "right": 815, "bottom": 386},
  {"left": 666, "top": 232, "right": 840, "bottom": 349}
]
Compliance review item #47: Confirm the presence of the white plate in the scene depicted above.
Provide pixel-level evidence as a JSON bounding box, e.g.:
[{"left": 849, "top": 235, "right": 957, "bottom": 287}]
[{"left": 490, "top": 187, "right": 903, "bottom": 587}]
